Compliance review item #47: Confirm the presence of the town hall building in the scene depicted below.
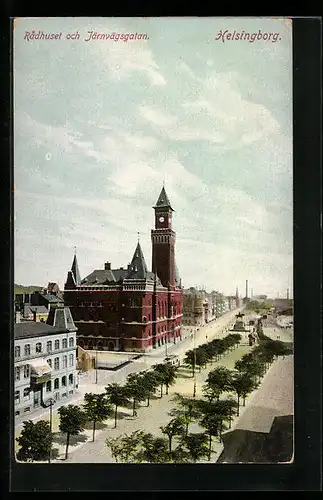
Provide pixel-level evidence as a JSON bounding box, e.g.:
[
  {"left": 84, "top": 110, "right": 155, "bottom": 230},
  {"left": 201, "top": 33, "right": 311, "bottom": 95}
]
[{"left": 63, "top": 187, "right": 183, "bottom": 352}]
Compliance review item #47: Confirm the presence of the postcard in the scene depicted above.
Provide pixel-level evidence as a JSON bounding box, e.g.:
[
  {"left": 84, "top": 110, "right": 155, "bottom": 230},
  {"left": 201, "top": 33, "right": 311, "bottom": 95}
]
[{"left": 13, "top": 17, "right": 293, "bottom": 466}]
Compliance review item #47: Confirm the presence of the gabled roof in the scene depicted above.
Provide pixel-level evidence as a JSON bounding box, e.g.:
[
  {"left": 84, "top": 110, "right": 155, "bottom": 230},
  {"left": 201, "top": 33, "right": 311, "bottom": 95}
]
[
  {"left": 125, "top": 242, "right": 150, "bottom": 280},
  {"left": 154, "top": 186, "right": 174, "bottom": 211},
  {"left": 71, "top": 254, "right": 81, "bottom": 285}
]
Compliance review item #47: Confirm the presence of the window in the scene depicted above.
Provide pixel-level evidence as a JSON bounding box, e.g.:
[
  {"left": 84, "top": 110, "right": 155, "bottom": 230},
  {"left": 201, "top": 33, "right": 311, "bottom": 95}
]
[
  {"left": 62, "top": 376, "right": 66, "bottom": 387},
  {"left": 68, "top": 373, "right": 73, "bottom": 385},
  {"left": 47, "top": 358, "right": 52, "bottom": 368},
  {"left": 62, "top": 355, "right": 67, "bottom": 368},
  {"left": 15, "top": 346, "right": 20, "bottom": 358},
  {"left": 54, "top": 357, "right": 59, "bottom": 370},
  {"left": 24, "top": 407, "right": 30, "bottom": 413},
  {"left": 14, "top": 390, "right": 20, "bottom": 404},
  {"left": 23, "top": 388, "right": 30, "bottom": 401},
  {"left": 62, "top": 338, "right": 67, "bottom": 349},
  {"left": 69, "top": 354, "right": 74, "bottom": 367},
  {"left": 15, "top": 411, "right": 20, "bottom": 416},
  {"left": 35, "top": 342, "right": 42, "bottom": 353},
  {"left": 47, "top": 341, "right": 52, "bottom": 353},
  {"left": 54, "top": 378, "right": 59, "bottom": 389},
  {"left": 69, "top": 337, "right": 74, "bottom": 348},
  {"left": 46, "top": 380, "right": 51, "bottom": 392},
  {"left": 24, "top": 344, "right": 30, "bottom": 356},
  {"left": 24, "top": 365, "right": 30, "bottom": 378},
  {"left": 54, "top": 339, "right": 60, "bottom": 350},
  {"left": 14, "top": 367, "right": 20, "bottom": 381}
]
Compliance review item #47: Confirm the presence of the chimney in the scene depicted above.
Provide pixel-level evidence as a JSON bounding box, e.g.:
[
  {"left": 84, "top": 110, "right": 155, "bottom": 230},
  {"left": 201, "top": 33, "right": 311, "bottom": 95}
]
[
  {"left": 245, "top": 280, "right": 249, "bottom": 299},
  {"left": 104, "top": 262, "right": 111, "bottom": 270}
]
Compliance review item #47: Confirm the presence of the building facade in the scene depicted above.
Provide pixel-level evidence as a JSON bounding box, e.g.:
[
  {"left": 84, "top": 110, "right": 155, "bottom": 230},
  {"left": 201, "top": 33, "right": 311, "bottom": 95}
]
[
  {"left": 64, "top": 187, "right": 183, "bottom": 353},
  {"left": 14, "top": 306, "right": 78, "bottom": 418}
]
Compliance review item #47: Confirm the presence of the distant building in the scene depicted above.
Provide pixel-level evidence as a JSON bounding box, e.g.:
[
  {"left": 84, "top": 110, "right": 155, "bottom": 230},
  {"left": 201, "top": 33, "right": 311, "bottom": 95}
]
[
  {"left": 182, "top": 288, "right": 205, "bottom": 326},
  {"left": 274, "top": 298, "right": 293, "bottom": 316},
  {"left": 22, "top": 305, "right": 49, "bottom": 323},
  {"left": 44, "top": 282, "right": 61, "bottom": 296},
  {"left": 14, "top": 306, "right": 78, "bottom": 418}
]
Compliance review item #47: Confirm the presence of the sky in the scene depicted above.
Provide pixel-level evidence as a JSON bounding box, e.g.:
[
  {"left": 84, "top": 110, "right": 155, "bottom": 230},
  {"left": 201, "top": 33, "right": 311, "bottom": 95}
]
[{"left": 14, "top": 17, "right": 293, "bottom": 298}]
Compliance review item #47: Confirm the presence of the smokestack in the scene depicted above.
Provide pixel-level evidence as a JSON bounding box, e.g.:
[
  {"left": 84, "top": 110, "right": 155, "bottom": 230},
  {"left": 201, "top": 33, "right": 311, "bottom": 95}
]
[
  {"left": 245, "top": 280, "right": 249, "bottom": 299},
  {"left": 287, "top": 288, "right": 289, "bottom": 300}
]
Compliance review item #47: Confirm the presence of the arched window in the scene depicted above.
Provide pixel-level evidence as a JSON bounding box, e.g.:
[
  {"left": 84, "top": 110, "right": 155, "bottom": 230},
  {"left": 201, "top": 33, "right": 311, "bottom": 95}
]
[
  {"left": 63, "top": 355, "right": 67, "bottom": 368},
  {"left": 54, "top": 339, "right": 60, "bottom": 350},
  {"left": 62, "top": 338, "right": 67, "bottom": 349},
  {"left": 24, "top": 344, "right": 30, "bottom": 356},
  {"left": 69, "top": 354, "right": 74, "bottom": 367},
  {"left": 68, "top": 373, "right": 73, "bottom": 385},
  {"left": 15, "top": 346, "right": 20, "bottom": 358},
  {"left": 69, "top": 337, "right": 74, "bottom": 348},
  {"left": 35, "top": 342, "right": 42, "bottom": 353},
  {"left": 54, "top": 357, "right": 59, "bottom": 370},
  {"left": 54, "top": 378, "right": 59, "bottom": 389},
  {"left": 47, "top": 359, "right": 52, "bottom": 368},
  {"left": 24, "top": 365, "right": 30, "bottom": 378},
  {"left": 46, "top": 380, "right": 51, "bottom": 392},
  {"left": 47, "top": 341, "right": 52, "bottom": 353},
  {"left": 62, "top": 376, "right": 67, "bottom": 387}
]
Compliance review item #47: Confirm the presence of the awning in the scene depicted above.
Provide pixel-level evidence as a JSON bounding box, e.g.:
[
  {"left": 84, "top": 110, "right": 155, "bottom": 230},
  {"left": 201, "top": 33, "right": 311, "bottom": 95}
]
[{"left": 30, "top": 358, "right": 52, "bottom": 377}]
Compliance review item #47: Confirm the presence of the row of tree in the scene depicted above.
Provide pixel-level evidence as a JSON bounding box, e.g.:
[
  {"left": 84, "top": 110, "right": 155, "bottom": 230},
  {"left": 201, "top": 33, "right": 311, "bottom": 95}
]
[
  {"left": 16, "top": 361, "right": 178, "bottom": 462},
  {"left": 105, "top": 336, "right": 292, "bottom": 463},
  {"left": 183, "top": 333, "right": 242, "bottom": 375}
]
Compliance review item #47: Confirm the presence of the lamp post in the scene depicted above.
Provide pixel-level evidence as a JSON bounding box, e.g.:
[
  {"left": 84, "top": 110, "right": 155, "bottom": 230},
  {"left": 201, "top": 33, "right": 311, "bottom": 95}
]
[
  {"left": 193, "top": 328, "right": 197, "bottom": 398},
  {"left": 42, "top": 397, "right": 55, "bottom": 463},
  {"left": 95, "top": 349, "right": 98, "bottom": 384}
]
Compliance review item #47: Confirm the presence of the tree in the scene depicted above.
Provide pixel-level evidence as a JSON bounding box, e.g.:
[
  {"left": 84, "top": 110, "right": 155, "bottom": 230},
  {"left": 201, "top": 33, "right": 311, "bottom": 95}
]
[
  {"left": 141, "top": 371, "right": 159, "bottom": 406},
  {"left": 83, "top": 393, "right": 113, "bottom": 442},
  {"left": 16, "top": 420, "right": 52, "bottom": 462},
  {"left": 160, "top": 417, "right": 186, "bottom": 454},
  {"left": 205, "top": 366, "right": 233, "bottom": 401},
  {"left": 230, "top": 373, "right": 256, "bottom": 415},
  {"left": 135, "top": 433, "right": 171, "bottom": 463},
  {"left": 152, "top": 363, "right": 177, "bottom": 396},
  {"left": 105, "top": 431, "right": 145, "bottom": 463},
  {"left": 180, "top": 432, "right": 210, "bottom": 462},
  {"left": 124, "top": 373, "right": 147, "bottom": 416},
  {"left": 199, "top": 413, "right": 221, "bottom": 461},
  {"left": 170, "top": 393, "right": 201, "bottom": 436},
  {"left": 105, "top": 383, "right": 131, "bottom": 428},
  {"left": 58, "top": 404, "right": 87, "bottom": 459},
  {"left": 183, "top": 350, "right": 195, "bottom": 376}
]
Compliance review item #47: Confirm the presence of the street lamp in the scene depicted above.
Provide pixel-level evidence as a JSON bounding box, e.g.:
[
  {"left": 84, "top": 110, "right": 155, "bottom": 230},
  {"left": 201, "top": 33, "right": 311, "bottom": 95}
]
[
  {"left": 42, "top": 397, "right": 55, "bottom": 463},
  {"left": 95, "top": 349, "right": 98, "bottom": 384},
  {"left": 193, "top": 328, "right": 197, "bottom": 398}
]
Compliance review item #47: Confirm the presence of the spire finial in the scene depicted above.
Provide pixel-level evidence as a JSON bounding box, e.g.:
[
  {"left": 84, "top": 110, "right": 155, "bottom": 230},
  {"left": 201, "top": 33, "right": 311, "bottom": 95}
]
[
  {"left": 74, "top": 246, "right": 77, "bottom": 255},
  {"left": 137, "top": 231, "right": 140, "bottom": 242}
]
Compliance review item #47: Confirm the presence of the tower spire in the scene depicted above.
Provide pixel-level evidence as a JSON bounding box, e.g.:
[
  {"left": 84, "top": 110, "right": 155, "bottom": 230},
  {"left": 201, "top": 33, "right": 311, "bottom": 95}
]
[{"left": 71, "top": 252, "right": 81, "bottom": 285}]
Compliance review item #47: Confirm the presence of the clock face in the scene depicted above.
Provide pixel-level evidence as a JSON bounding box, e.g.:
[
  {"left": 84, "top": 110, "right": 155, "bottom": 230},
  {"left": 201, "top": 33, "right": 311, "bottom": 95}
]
[{"left": 159, "top": 216, "right": 165, "bottom": 222}]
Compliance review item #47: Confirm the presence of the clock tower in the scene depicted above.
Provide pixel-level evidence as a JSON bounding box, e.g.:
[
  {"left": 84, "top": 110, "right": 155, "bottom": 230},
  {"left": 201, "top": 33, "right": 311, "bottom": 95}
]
[{"left": 151, "top": 186, "right": 175, "bottom": 288}]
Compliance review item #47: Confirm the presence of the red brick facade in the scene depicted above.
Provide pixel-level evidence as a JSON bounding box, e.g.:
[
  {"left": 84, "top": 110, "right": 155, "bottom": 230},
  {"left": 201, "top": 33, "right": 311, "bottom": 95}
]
[{"left": 63, "top": 188, "right": 183, "bottom": 353}]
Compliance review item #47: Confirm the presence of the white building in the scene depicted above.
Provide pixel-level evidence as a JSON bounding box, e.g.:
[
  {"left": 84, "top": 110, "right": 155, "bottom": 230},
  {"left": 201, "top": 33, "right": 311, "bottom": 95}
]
[{"left": 14, "top": 306, "right": 78, "bottom": 418}]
